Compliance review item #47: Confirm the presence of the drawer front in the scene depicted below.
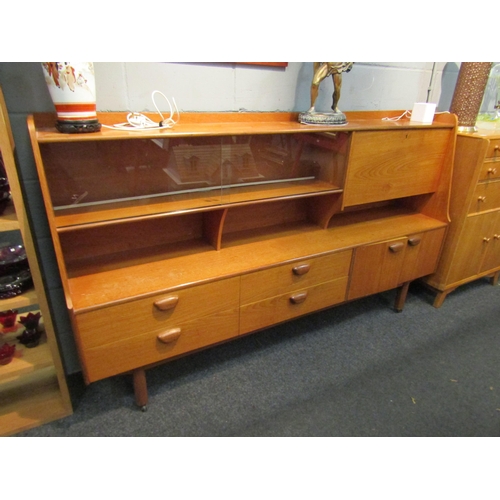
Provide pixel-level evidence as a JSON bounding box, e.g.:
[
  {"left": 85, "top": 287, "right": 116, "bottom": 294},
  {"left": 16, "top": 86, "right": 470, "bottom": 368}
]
[
  {"left": 240, "top": 277, "right": 349, "bottom": 335},
  {"left": 82, "top": 307, "right": 239, "bottom": 382},
  {"left": 479, "top": 160, "right": 500, "bottom": 181},
  {"left": 468, "top": 179, "right": 500, "bottom": 214},
  {"left": 240, "top": 251, "right": 351, "bottom": 304},
  {"left": 76, "top": 277, "right": 240, "bottom": 350},
  {"left": 485, "top": 139, "right": 500, "bottom": 159}
]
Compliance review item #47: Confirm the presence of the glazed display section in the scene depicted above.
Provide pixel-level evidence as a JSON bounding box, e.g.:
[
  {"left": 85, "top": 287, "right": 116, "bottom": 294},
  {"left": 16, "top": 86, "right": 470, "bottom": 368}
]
[
  {"left": 423, "top": 130, "right": 500, "bottom": 306},
  {"left": 0, "top": 88, "right": 72, "bottom": 436},
  {"left": 28, "top": 111, "right": 457, "bottom": 409}
]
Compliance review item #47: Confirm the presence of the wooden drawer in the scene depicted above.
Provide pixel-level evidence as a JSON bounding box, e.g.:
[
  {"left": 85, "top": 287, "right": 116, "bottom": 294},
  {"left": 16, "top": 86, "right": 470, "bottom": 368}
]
[
  {"left": 75, "top": 277, "right": 241, "bottom": 381},
  {"left": 240, "top": 251, "right": 351, "bottom": 305},
  {"left": 469, "top": 179, "right": 500, "bottom": 214},
  {"left": 76, "top": 277, "right": 240, "bottom": 350},
  {"left": 485, "top": 139, "right": 500, "bottom": 159},
  {"left": 82, "top": 308, "right": 239, "bottom": 382},
  {"left": 240, "top": 276, "right": 349, "bottom": 334},
  {"left": 479, "top": 160, "right": 500, "bottom": 181}
]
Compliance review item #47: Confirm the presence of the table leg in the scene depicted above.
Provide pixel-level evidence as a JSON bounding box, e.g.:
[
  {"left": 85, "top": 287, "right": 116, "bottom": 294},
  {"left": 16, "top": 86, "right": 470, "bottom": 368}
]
[{"left": 133, "top": 368, "right": 148, "bottom": 411}]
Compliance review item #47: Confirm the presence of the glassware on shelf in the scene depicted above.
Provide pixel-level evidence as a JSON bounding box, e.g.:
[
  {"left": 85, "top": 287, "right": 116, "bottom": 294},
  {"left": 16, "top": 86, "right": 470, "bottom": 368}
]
[
  {"left": 0, "top": 309, "right": 18, "bottom": 333},
  {"left": 0, "top": 269, "right": 33, "bottom": 299},
  {"left": 0, "top": 244, "right": 29, "bottom": 275},
  {"left": 17, "top": 311, "right": 43, "bottom": 348},
  {"left": 0, "top": 342, "right": 16, "bottom": 365}
]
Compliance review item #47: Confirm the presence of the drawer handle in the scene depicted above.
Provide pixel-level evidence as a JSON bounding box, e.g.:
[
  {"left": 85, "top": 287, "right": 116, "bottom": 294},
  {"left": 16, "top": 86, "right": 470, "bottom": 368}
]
[
  {"left": 389, "top": 242, "right": 405, "bottom": 253},
  {"left": 408, "top": 237, "right": 421, "bottom": 247},
  {"left": 487, "top": 167, "right": 497, "bottom": 175},
  {"left": 154, "top": 295, "right": 179, "bottom": 311},
  {"left": 494, "top": 234, "right": 500, "bottom": 240},
  {"left": 292, "top": 264, "right": 310, "bottom": 276},
  {"left": 157, "top": 328, "right": 182, "bottom": 344},
  {"left": 483, "top": 237, "right": 491, "bottom": 243},
  {"left": 478, "top": 196, "right": 486, "bottom": 202},
  {"left": 289, "top": 291, "right": 308, "bottom": 304}
]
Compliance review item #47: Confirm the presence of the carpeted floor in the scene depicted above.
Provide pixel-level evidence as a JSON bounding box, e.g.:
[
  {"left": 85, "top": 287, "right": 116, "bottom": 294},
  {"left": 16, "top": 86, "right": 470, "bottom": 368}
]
[{"left": 15, "top": 279, "right": 500, "bottom": 436}]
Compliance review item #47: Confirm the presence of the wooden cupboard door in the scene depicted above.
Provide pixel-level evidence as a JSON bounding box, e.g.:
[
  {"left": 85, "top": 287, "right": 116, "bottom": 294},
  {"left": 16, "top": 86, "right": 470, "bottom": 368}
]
[
  {"left": 480, "top": 211, "right": 500, "bottom": 274},
  {"left": 399, "top": 228, "right": 446, "bottom": 283},
  {"left": 447, "top": 213, "right": 497, "bottom": 284},
  {"left": 343, "top": 129, "right": 449, "bottom": 207},
  {"left": 347, "top": 237, "right": 407, "bottom": 300}
]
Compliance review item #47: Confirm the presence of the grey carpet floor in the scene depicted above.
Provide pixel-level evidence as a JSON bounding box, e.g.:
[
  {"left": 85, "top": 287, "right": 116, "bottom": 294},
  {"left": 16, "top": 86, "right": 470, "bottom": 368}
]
[{"left": 15, "top": 279, "right": 500, "bottom": 436}]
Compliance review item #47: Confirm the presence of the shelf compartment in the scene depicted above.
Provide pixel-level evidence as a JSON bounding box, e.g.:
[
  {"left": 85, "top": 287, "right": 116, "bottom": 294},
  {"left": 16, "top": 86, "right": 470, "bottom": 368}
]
[
  {"left": 0, "top": 375, "right": 69, "bottom": 436},
  {"left": 67, "top": 210, "right": 447, "bottom": 314}
]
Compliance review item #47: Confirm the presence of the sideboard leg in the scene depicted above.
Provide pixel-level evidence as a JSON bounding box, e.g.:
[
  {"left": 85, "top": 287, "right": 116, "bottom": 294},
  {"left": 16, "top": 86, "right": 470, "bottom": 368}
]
[
  {"left": 133, "top": 368, "right": 148, "bottom": 411},
  {"left": 394, "top": 281, "right": 410, "bottom": 312}
]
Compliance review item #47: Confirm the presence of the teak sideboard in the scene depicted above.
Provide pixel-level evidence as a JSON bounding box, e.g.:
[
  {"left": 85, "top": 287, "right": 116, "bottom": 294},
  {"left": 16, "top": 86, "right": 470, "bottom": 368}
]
[
  {"left": 27, "top": 111, "right": 457, "bottom": 409},
  {"left": 423, "top": 129, "right": 500, "bottom": 306}
]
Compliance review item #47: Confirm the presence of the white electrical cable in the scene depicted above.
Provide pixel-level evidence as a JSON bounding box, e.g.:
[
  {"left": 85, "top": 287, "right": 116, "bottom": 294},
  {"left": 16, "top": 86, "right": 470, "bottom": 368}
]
[{"left": 102, "top": 91, "right": 179, "bottom": 131}]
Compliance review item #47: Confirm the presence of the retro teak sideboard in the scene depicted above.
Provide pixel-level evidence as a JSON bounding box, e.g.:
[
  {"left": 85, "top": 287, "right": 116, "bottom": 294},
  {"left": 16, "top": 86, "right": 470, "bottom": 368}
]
[{"left": 28, "top": 110, "right": 457, "bottom": 409}]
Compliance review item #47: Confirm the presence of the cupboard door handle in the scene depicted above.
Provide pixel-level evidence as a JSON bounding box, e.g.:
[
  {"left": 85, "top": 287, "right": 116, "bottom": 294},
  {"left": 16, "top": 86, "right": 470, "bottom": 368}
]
[
  {"left": 487, "top": 167, "right": 497, "bottom": 175},
  {"left": 289, "top": 291, "right": 308, "bottom": 304},
  {"left": 494, "top": 234, "right": 500, "bottom": 240},
  {"left": 157, "top": 328, "right": 182, "bottom": 344},
  {"left": 389, "top": 242, "right": 405, "bottom": 253},
  {"left": 478, "top": 196, "right": 486, "bottom": 202},
  {"left": 408, "top": 237, "right": 421, "bottom": 247},
  {"left": 483, "top": 237, "right": 491, "bottom": 243},
  {"left": 154, "top": 295, "right": 179, "bottom": 311},
  {"left": 292, "top": 264, "right": 310, "bottom": 276}
]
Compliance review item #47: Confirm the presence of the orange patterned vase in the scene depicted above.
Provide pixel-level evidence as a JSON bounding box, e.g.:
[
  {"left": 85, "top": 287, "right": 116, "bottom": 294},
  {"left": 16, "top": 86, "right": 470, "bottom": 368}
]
[{"left": 41, "top": 62, "right": 101, "bottom": 133}]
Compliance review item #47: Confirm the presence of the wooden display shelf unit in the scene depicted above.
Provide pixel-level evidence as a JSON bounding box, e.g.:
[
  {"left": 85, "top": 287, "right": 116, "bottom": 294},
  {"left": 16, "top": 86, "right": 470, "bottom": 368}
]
[
  {"left": 0, "top": 87, "right": 72, "bottom": 436},
  {"left": 28, "top": 110, "right": 457, "bottom": 410},
  {"left": 422, "top": 130, "right": 500, "bottom": 306}
]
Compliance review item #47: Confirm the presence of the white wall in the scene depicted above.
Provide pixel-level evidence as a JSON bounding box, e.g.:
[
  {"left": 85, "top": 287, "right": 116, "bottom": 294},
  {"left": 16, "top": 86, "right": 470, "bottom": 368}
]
[
  {"left": 0, "top": 61, "right": 462, "bottom": 374},
  {"left": 92, "top": 62, "right": 459, "bottom": 114}
]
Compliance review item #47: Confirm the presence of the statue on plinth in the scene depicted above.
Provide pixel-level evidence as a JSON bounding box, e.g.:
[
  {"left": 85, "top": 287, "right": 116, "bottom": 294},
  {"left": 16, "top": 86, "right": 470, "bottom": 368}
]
[{"left": 299, "top": 62, "right": 353, "bottom": 125}]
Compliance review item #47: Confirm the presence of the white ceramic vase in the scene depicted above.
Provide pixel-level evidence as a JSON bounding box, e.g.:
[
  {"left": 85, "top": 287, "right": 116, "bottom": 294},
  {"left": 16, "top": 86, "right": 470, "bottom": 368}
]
[{"left": 41, "top": 62, "right": 101, "bottom": 133}]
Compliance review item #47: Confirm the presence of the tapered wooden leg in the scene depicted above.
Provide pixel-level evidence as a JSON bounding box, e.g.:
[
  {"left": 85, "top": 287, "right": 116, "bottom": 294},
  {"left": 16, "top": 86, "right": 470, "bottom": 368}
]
[
  {"left": 133, "top": 368, "right": 148, "bottom": 411},
  {"left": 491, "top": 271, "right": 499, "bottom": 286},
  {"left": 394, "top": 281, "right": 410, "bottom": 312},
  {"left": 433, "top": 289, "right": 453, "bottom": 308}
]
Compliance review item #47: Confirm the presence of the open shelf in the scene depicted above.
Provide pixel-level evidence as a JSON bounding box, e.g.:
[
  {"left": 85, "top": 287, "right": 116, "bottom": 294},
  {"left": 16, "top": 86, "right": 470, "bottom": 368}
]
[{"left": 1, "top": 86, "right": 72, "bottom": 435}]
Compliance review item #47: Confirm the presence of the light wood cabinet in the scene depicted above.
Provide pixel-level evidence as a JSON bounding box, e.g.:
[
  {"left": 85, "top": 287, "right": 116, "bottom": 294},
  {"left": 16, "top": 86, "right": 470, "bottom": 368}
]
[
  {"left": 27, "top": 110, "right": 457, "bottom": 409},
  {"left": 423, "top": 131, "right": 500, "bottom": 307},
  {"left": 0, "top": 87, "right": 72, "bottom": 436}
]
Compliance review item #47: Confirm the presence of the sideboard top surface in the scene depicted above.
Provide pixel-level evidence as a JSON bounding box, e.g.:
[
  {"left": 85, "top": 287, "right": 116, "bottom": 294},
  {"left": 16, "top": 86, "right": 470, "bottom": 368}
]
[{"left": 30, "top": 110, "right": 457, "bottom": 143}]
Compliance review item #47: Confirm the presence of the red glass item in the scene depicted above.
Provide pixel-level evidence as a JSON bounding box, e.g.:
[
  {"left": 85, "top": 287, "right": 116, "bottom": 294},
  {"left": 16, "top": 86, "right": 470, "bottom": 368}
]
[
  {"left": 0, "top": 309, "right": 18, "bottom": 333},
  {"left": 19, "top": 311, "right": 41, "bottom": 330},
  {"left": 0, "top": 342, "right": 16, "bottom": 365}
]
